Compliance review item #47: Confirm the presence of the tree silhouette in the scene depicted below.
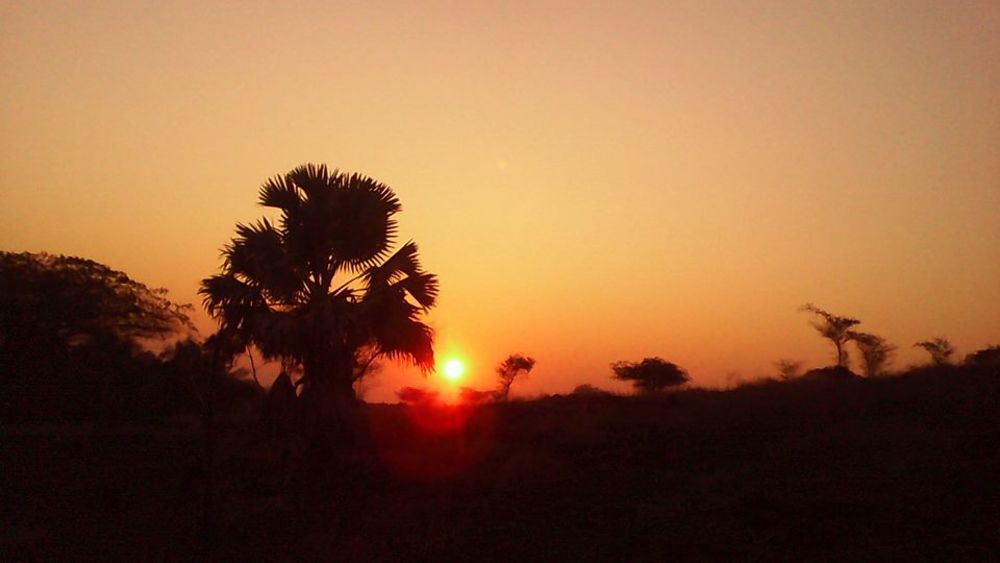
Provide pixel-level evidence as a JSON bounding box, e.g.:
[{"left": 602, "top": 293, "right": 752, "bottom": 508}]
[
  {"left": 495, "top": 354, "right": 535, "bottom": 401},
  {"left": 773, "top": 359, "right": 804, "bottom": 380},
  {"left": 847, "top": 331, "right": 896, "bottom": 377},
  {"left": 914, "top": 337, "right": 955, "bottom": 366},
  {"left": 200, "top": 164, "right": 438, "bottom": 431},
  {"left": 611, "top": 357, "right": 689, "bottom": 394},
  {"left": 800, "top": 304, "right": 860, "bottom": 369},
  {"left": 1, "top": 251, "right": 193, "bottom": 356},
  {"left": 0, "top": 252, "right": 196, "bottom": 420}
]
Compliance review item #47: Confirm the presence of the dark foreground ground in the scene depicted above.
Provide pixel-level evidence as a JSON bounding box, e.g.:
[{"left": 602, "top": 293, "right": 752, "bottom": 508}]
[{"left": 4, "top": 365, "right": 999, "bottom": 561}]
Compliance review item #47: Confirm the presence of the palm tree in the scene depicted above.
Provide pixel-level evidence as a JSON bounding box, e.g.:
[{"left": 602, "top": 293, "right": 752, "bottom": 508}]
[{"left": 200, "top": 164, "right": 438, "bottom": 423}]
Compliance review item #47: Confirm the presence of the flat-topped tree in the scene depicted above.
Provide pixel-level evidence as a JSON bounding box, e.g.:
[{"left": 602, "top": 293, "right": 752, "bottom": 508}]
[
  {"left": 611, "top": 357, "right": 689, "bottom": 394},
  {"left": 200, "top": 164, "right": 438, "bottom": 422}
]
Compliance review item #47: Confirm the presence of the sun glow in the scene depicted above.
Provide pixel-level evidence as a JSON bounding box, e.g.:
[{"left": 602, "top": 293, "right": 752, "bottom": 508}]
[{"left": 442, "top": 359, "right": 465, "bottom": 382}]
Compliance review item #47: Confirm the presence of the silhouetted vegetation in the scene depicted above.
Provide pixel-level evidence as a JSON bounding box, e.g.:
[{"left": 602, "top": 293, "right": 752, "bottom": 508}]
[
  {"left": 494, "top": 354, "right": 535, "bottom": 401},
  {"left": 964, "top": 345, "right": 1000, "bottom": 367},
  {"left": 773, "top": 358, "right": 804, "bottom": 380},
  {"left": 200, "top": 164, "right": 438, "bottom": 445},
  {"left": 611, "top": 357, "right": 689, "bottom": 394},
  {"left": 847, "top": 330, "right": 896, "bottom": 377},
  {"left": 8, "top": 361, "right": 998, "bottom": 560},
  {"left": 914, "top": 337, "right": 955, "bottom": 365},
  {"left": 0, "top": 252, "right": 255, "bottom": 421},
  {"left": 5, "top": 197, "right": 997, "bottom": 560},
  {"left": 571, "top": 383, "right": 613, "bottom": 397},
  {"left": 800, "top": 303, "right": 860, "bottom": 369}
]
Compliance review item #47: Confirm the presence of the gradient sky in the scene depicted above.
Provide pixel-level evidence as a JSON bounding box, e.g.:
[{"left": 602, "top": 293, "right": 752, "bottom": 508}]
[{"left": 2, "top": 1, "right": 998, "bottom": 401}]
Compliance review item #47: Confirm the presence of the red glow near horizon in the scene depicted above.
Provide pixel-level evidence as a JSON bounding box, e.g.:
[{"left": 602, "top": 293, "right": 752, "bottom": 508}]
[{"left": 370, "top": 390, "right": 496, "bottom": 479}]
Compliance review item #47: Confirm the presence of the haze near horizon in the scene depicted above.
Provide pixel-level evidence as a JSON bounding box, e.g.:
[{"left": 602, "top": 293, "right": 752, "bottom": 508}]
[{"left": 2, "top": 1, "right": 998, "bottom": 401}]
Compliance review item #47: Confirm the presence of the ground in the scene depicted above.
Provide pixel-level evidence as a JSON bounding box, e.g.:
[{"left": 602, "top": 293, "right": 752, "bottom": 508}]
[{"left": 3, "top": 365, "right": 999, "bottom": 560}]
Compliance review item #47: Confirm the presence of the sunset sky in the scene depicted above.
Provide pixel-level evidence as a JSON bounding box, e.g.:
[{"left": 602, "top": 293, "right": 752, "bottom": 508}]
[{"left": 2, "top": 1, "right": 998, "bottom": 402}]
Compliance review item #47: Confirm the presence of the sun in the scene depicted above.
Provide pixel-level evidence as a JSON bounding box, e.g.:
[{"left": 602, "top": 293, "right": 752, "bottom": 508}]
[{"left": 442, "top": 358, "right": 465, "bottom": 382}]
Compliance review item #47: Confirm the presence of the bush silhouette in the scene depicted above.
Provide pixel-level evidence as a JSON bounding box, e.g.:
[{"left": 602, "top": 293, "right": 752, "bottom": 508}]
[
  {"left": 964, "top": 345, "right": 1000, "bottom": 367},
  {"left": 571, "top": 384, "right": 613, "bottom": 397}
]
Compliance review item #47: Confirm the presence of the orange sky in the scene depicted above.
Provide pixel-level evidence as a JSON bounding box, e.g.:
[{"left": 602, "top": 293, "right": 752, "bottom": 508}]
[{"left": 2, "top": 1, "right": 998, "bottom": 401}]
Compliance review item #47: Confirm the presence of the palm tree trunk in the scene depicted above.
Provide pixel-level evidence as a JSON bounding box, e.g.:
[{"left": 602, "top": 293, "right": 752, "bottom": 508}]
[{"left": 300, "top": 354, "right": 361, "bottom": 452}]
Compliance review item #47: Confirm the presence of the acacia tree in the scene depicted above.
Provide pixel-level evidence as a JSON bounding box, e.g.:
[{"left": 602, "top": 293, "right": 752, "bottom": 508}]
[
  {"left": 800, "top": 304, "right": 860, "bottom": 369},
  {"left": 914, "top": 337, "right": 955, "bottom": 366},
  {"left": 611, "top": 357, "right": 689, "bottom": 394},
  {"left": 200, "top": 164, "right": 438, "bottom": 427},
  {"left": 495, "top": 354, "right": 535, "bottom": 401},
  {"left": 847, "top": 331, "right": 896, "bottom": 377}
]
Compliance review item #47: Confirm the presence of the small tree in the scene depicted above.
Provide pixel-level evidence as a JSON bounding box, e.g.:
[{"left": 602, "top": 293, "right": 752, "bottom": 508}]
[
  {"left": 495, "top": 354, "right": 535, "bottom": 401},
  {"left": 800, "top": 304, "right": 860, "bottom": 369},
  {"left": 914, "top": 338, "right": 955, "bottom": 366},
  {"left": 773, "top": 359, "right": 804, "bottom": 380},
  {"left": 848, "top": 331, "right": 896, "bottom": 377},
  {"left": 611, "top": 357, "right": 689, "bottom": 394}
]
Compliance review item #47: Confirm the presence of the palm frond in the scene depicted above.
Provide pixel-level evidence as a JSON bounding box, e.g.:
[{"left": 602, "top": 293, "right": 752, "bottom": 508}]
[
  {"left": 287, "top": 163, "right": 331, "bottom": 201},
  {"left": 395, "top": 273, "right": 438, "bottom": 310},
  {"left": 363, "top": 241, "right": 421, "bottom": 288},
  {"left": 224, "top": 219, "right": 303, "bottom": 301},
  {"left": 258, "top": 174, "right": 302, "bottom": 211}
]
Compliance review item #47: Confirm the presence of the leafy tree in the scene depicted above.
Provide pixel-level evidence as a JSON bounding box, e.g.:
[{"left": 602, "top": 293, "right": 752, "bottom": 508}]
[
  {"left": 800, "top": 304, "right": 860, "bottom": 369},
  {"left": 0, "top": 251, "right": 196, "bottom": 420},
  {"left": 847, "top": 331, "right": 896, "bottom": 377},
  {"left": 773, "top": 359, "right": 804, "bottom": 380},
  {"left": 914, "top": 337, "right": 955, "bottom": 366},
  {"left": 495, "top": 354, "right": 536, "bottom": 401},
  {"left": 0, "top": 251, "right": 193, "bottom": 355},
  {"left": 199, "top": 164, "right": 438, "bottom": 428},
  {"left": 611, "top": 357, "right": 689, "bottom": 394}
]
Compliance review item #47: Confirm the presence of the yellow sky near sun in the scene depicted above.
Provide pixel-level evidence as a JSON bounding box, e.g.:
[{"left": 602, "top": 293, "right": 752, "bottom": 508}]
[{"left": 2, "top": 1, "right": 998, "bottom": 401}]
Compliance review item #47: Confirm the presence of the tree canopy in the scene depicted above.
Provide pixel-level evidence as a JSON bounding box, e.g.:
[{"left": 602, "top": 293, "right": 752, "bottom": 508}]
[
  {"left": 495, "top": 354, "right": 535, "bottom": 401},
  {"left": 1, "top": 251, "right": 193, "bottom": 356},
  {"left": 0, "top": 251, "right": 200, "bottom": 420},
  {"left": 611, "top": 357, "right": 689, "bottom": 394}
]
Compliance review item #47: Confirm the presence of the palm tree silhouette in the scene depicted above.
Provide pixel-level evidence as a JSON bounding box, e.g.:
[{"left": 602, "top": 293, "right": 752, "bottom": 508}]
[{"left": 200, "top": 164, "right": 437, "bottom": 424}]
